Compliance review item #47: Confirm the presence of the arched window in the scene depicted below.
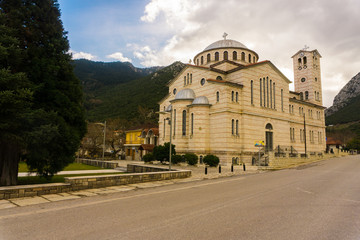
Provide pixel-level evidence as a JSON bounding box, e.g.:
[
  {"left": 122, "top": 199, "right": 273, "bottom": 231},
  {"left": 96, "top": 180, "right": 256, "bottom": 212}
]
[
  {"left": 190, "top": 73, "right": 192, "bottom": 84},
  {"left": 236, "top": 120, "right": 239, "bottom": 135},
  {"left": 253, "top": 56, "right": 256, "bottom": 63},
  {"left": 196, "top": 59, "right": 199, "bottom": 66},
  {"left": 270, "top": 79, "right": 272, "bottom": 108},
  {"left": 231, "top": 91, "right": 234, "bottom": 101},
  {"left": 265, "top": 123, "right": 273, "bottom": 130},
  {"left": 224, "top": 51, "right": 228, "bottom": 60},
  {"left": 216, "top": 76, "right": 223, "bottom": 81},
  {"left": 163, "top": 119, "right": 166, "bottom": 138},
  {"left": 182, "top": 110, "right": 186, "bottom": 136},
  {"left": 281, "top": 89, "right": 284, "bottom": 111},
  {"left": 200, "top": 155, "right": 203, "bottom": 164},
  {"left": 303, "top": 56, "right": 307, "bottom": 65},
  {"left": 241, "top": 52, "right": 245, "bottom": 61},
  {"left": 260, "top": 78, "right": 262, "bottom": 106},
  {"left": 233, "top": 51, "right": 237, "bottom": 60},
  {"left": 215, "top": 52, "right": 219, "bottom": 61},
  {"left": 305, "top": 91, "right": 309, "bottom": 100},
  {"left": 232, "top": 119, "right": 234, "bottom": 135},
  {"left": 173, "top": 109, "right": 176, "bottom": 136},
  {"left": 191, "top": 113, "right": 194, "bottom": 135},
  {"left": 248, "top": 54, "right": 252, "bottom": 63},
  {"left": 184, "top": 76, "right": 186, "bottom": 86},
  {"left": 273, "top": 82, "right": 276, "bottom": 109},
  {"left": 201, "top": 56, "right": 204, "bottom": 65},
  {"left": 236, "top": 92, "right": 238, "bottom": 102},
  {"left": 207, "top": 53, "right": 210, "bottom": 63},
  {"left": 187, "top": 73, "right": 189, "bottom": 85},
  {"left": 298, "top": 58, "right": 302, "bottom": 65},
  {"left": 216, "top": 91, "right": 220, "bottom": 102},
  {"left": 300, "top": 92, "right": 304, "bottom": 100},
  {"left": 251, "top": 80, "right": 253, "bottom": 105}
]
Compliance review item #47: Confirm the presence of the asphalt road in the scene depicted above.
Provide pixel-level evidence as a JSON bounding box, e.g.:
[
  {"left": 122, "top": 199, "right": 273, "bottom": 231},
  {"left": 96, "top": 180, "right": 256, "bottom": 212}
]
[{"left": 1, "top": 155, "right": 360, "bottom": 240}]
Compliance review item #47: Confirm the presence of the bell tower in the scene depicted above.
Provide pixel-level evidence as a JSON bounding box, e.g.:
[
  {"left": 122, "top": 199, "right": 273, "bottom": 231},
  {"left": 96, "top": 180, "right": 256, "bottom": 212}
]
[{"left": 292, "top": 46, "right": 323, "bottom": 105}]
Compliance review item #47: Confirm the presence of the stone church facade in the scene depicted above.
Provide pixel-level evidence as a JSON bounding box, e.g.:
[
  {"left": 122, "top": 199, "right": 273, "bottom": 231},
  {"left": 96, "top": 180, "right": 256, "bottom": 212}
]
[{"left": 158, "top": 37, "right": 326, "bottom": 164}]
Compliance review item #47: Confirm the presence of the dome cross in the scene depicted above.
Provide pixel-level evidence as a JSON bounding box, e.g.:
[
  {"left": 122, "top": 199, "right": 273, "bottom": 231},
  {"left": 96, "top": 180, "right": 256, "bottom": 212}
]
[{"left": 223, "top": 32, "right": 228, "bottom": 40}]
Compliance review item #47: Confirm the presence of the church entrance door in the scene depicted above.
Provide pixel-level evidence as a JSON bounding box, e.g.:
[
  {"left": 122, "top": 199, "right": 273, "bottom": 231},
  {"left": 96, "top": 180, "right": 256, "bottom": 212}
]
[{"left": 266, "top": 131, "right": 273, "bottom": 152}]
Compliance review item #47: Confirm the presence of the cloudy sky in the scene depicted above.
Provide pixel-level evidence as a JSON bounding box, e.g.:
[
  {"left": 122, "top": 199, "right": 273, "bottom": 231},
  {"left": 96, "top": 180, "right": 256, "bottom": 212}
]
[{"left": 58, "top": 0, "right": 360, "bottom": 107}]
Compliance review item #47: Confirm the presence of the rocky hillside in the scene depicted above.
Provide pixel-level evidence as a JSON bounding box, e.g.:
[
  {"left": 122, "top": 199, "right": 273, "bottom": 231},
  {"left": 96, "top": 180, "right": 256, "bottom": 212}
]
[
  {"left": 326, "top": 72, "right": 360, "bottom": 116},
  {"left": 325, "top": 72, "right": 360, "bottom": 125}
]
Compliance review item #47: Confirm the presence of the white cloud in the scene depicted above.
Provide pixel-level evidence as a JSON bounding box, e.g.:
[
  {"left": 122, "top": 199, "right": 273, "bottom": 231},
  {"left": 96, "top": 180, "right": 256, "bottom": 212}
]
[
  {"left": 106, "top": 52, "right": 132, "bottom": 62},
  {"left": 69, "top": 50, "right": 96, "bottom": 60},
  {"left": 138, "top": 0, "right": 360, "bottom": 107}
]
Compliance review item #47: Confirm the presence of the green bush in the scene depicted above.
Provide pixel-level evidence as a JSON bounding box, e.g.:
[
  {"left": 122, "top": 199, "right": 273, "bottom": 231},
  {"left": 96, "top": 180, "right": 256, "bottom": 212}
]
[
  {"left": 185, "top": 153, "right": 198, "bottom": 166},
  {"left": 171, "top": 155, "right": 183, "bottom": 164},
  {"left": 143, "top": 153, "right": 155, "bottom": 163},
  {"left": 153, "top": 142, "right": 176, "bottom": 163},
  {"left": 203, "top": 155, "right": 220, "bottom": 167}
]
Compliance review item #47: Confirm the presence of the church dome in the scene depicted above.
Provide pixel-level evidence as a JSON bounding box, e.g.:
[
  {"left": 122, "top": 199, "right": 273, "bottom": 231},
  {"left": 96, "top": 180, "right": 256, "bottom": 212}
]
[
  {"left": 165, "top": 104, "right": 172, "bottom": 112},
  {"left": 204, "top": 39, "right": 248, "bottom": 51},
  {"left": 175, "top": 88, "right": 196, "bottom": 100},
  {"left": 192, "top": 96, "right": 210, "bottom": 105}
]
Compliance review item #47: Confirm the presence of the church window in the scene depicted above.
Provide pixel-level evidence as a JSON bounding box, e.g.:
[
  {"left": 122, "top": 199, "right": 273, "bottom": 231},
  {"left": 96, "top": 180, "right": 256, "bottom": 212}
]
[
  {"left": 173, "top": 88, "right": 177, "bottom": 95},
  {"left": 216, "top": 76, "right": 223, "bottom": 81},
  {"left": 298, "top": 58, "right": 302, "bottom": 65},
  {"left": 190, "top": 73, "right": 192, "bottom": 84},
  {"left": 248, "top": 54, "right": 252, "bottom": 63},
  {"left": 201, "top": 56, "right": 204, "bottom": 65},
  {"left": 174, "top": 109, "right": 176, "bottom": 136},
  {"left": 270, "top": 80, "right": 272, "bottom": 108},
  {"left": 266, "top": 77, "right": 269, "bottom": 108},
  {"left": 236, "top": 92, "right": 238, "bottom": 102},
  {"left": 232, "top": 119, "right": 234, "bottom": 135},
  {"left": 301, "top": 78, "right": 306, "bottom": 82},
  {"left": 231, "top": 91, "right": 234, "bottom": 102},
  {"left": 315, "top": 77, "right": 317, "bottom": 82},
  {"left": 260, "top": 79, "right": 262, "bottom": 106},
  {"left": 191, "top": 113, "right": 194, "bottom": 135},
  {"left": 236, "top": 120, "right": 239, "bottom": 135},
  {"left": 292, "top": 105, "right": 294, "bottom": 113},
  {"left": 200, "top": 78, "right": 205, "bottom": 86},
  {"left": 289, "top": 105, "right": 291, "bottom": 113},
  {"left": 224, "top": 51, "right": 228, "bottom": 60},
  {"left": 182, "top": 110, "right": 186, "bottom": 136},
  {"left": 251, "top": 80, "right": 254, "bottom": 105},
  {"left": 233, "top": 51, "right": 237, "bottom": 60},
  {"left": 184, "top": 76, "right": 186, "bottom": 86},
  {"left": 281, "top": 89, "right": 284, "bottom": 111},
  {"left": 273, "top": 83, "right": 276, "bottom": 109},
  {"left": 300, "top": 92, "right": 304, "bottom": 100},
  {"left": 265, "top": 123, "right": 273, "bottom": 130},
  {"left": 317, "top": 92, "right": 320, "bottom": 100},
  {"left": 163, "top": 119, "right": 166, "bottom": 138},
  {"left": 253, "top": 56, "right": 256, "bottom": 63},
  {"left": 207, "top": 53, "right": 210, "bottom": 63},
  {"left": 215, "top": 52, "right": 219, "bottom": 61},
  {"left": 263, "top": 78, "right": 266, "bottom": 107},
  {"left": 314, "top": 91, "right": 316, "bottom": 100},
  {"left": 187, "top": 73, "right": 189, "bottom": 85},
  {"left": 303, "top": 56, "right": 307, "bottom": 65},
  {"left": 196, "top": 59, "right": 199, "bottom": 65},
  {"left": 216, "top": 91, "right": 220, "bottom": 102},
  {"left": 305, "top": 91, "right": 309, "bottom": 100},
  {"left": 241, "top": 52, "right": 245, "bottom": 61}
]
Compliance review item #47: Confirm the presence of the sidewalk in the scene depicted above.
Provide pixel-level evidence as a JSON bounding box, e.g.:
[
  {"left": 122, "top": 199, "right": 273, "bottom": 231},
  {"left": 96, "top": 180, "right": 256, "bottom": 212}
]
[{"left": 18, "top": 169, "right": 122, "bottom": 177}]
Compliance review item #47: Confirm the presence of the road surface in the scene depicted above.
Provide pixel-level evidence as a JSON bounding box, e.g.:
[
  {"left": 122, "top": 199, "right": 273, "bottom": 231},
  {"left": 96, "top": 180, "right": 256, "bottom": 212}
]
[{"left": 1, "top": 155, "right": 360, "bottom": 240}]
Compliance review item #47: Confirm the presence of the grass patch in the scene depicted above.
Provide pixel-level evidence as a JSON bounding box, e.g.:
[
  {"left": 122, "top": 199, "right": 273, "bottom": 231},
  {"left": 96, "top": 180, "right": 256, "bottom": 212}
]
[
  {"left": 17, "top": 172, "right": 125, "bottom": 185},
  {"left": 18, "top": 162, "right": 103, "bottom": 172}
]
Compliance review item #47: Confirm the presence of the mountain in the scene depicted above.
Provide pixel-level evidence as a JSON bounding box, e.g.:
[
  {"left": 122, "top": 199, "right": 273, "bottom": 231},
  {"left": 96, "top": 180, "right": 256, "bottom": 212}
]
[
  {"left": 73, "top": 60, "right": 186, "bottom": 122},
  {"left": 325, "top": 72, "right": 360, "bottom": 125}
]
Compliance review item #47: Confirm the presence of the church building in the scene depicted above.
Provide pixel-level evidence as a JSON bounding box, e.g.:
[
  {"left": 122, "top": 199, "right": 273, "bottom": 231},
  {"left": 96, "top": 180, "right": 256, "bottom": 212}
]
[{"left": 158, "top": 35, "right": 326, "bottom": 165}]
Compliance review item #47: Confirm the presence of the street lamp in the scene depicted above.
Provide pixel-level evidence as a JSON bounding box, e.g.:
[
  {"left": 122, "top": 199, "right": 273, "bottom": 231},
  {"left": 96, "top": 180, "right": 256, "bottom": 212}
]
[{"left": 95, "top": 121, "right": 106, "bottom": 161}]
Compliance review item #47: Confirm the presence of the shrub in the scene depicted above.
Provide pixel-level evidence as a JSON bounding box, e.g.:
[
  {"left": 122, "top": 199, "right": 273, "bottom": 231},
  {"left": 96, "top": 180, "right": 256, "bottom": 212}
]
[
  {"left": 143, "top": 153, "right": 154, "bottom": 163},
  {"left": 203, "top": 155, "right": 220, "bottom": 167},
  {"left": 185, "top": 153, "right": 198, "bottom": 166},
  {"left": 153, "top": 142, "right": 176, "bottom": 163},
  {"left": 171, "top": 155, "right": 183, "bottom": 164}
]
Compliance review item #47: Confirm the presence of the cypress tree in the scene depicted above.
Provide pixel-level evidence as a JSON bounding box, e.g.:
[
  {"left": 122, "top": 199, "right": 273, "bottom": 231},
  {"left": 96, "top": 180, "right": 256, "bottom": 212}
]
[{"left": 0, "top": 0, "right": 86, "bottom": 185}]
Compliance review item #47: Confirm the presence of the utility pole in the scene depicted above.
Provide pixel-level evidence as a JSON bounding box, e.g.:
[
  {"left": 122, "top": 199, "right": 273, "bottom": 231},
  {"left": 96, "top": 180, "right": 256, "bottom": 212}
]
[{"left": 304, "top": 114, "right": 307, "bottom": 157}]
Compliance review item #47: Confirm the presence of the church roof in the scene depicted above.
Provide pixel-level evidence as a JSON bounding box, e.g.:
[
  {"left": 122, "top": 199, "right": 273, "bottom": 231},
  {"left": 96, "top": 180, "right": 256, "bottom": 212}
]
[
  {"left": 192, "top": 96, "right": 210, "bottom": 105},
  {"left": 204, "top": 39, "right": 248, "bottom": 51},
  {"left": 175, "top": 88, "right": 196, "bottom": 100}
]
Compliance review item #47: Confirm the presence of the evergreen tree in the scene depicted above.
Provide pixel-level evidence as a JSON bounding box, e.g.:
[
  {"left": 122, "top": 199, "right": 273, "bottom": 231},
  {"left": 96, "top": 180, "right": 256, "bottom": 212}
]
[{"left": 0, "top": 0, "right": 86, "bottom": 185}]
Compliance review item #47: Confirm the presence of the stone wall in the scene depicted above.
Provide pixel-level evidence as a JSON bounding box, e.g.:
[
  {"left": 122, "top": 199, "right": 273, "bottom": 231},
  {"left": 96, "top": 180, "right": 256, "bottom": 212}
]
[
  {"left": 75, "top": 158, "right": 118, "bottom": 169},
  {"left": 0, "top": 164, "right": 191, "bottom": 199}
]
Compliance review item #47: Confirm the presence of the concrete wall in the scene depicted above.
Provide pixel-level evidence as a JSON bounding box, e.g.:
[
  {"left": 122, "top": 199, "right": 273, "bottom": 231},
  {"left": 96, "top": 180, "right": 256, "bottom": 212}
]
[
  {"left": 75, "top": 158, "right": 118, "bottom": 169},
  {"left": 0, "top": 165, "right": 191, "bottom": 200}
]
